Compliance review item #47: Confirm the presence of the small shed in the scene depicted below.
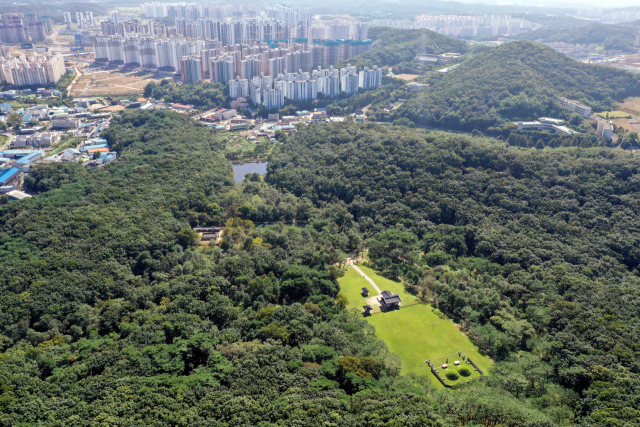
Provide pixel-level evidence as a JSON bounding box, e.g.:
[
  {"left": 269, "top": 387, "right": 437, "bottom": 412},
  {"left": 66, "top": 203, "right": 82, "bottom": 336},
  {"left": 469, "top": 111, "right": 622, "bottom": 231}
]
[
  {"left": 363, "top": 305, "right": 373, "bottom": 316},
  {"left": 361, "top": 287, "right": 369, "bottom": 296}
]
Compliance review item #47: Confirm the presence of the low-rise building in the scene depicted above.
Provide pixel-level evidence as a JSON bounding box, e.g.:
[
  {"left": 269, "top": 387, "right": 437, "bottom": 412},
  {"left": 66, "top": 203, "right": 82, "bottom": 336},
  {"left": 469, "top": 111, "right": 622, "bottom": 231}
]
[
  {"left": 558, "top": 97, "right": 592, "bottom": 118},
  {"left": 0, "top": 167, "right": 21, "bottom": 186},
  {"left": 515, "top": 120, "right": 578, "bottom": 136},
  {"left": 52, "top": 118, "right": 81, "bottom": 129}
]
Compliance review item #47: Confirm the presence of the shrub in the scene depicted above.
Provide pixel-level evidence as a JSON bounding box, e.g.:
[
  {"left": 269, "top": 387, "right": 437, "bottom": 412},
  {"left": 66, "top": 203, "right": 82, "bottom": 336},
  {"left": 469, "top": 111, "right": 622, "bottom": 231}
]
[
  {"left": 458, "top": 367, "right": 472, "bottom": 377},
  {"left": 445, "top": 371, "right": 460, "bottom": 381}
]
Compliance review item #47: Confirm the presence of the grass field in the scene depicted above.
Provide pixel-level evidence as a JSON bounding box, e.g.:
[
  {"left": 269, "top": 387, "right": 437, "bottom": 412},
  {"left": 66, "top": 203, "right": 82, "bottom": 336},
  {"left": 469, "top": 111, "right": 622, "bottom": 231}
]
[
  {"left": 338, "top": 263, "right": 493, "bottom": 389},
  {"left": 339, "top": 267, "right": 372, "bottom": 311},
  {"left": 358, "top": 265, "right": 422, "bottom": 306},
  {"left": 596, "top": 110, "right": 635, "bottom": 119},
  {"left": 51, "top": 137, "right": 84, "bottom": 155},
  {"left": 368, "top": 304, "right": 493, "bottom": 388}
]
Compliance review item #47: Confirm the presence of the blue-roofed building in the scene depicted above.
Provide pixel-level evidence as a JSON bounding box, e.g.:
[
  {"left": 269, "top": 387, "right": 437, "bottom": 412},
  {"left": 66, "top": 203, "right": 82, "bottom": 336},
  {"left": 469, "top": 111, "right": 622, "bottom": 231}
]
[
  {"left": 80, "top": 143, "right": 109, "bottom": 152},
  {"left": 13, "top": 150, "right": 44, "bottom": 168},
  {"left": 0, "top": 150, "right": 36, "bottom": 159},
  {"left": 0, "top": 103, "right": 12, "bottom": 114},
  {"left": 0, "top": 167, "right": 21, "bottom": 186},
  {"left": 0, "top": 157, "right": 9, "bottom": 167}
]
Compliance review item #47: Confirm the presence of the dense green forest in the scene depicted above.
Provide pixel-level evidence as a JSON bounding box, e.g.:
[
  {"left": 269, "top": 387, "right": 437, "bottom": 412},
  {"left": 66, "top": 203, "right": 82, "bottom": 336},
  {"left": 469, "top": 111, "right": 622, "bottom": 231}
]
[
  {"left": 394, "top": 41, "right": 640, "bottom": 133},
  {"left": 268, "top": 122, "right": 640, "bottom": 426},
  {"left": 0, "top": 111, "right": 566, "bottom": 426},
  {"left": 338, "top": 27, "right": 469, "bottom": 71},
  {"left": 4, "top": 110, "right": 640, "bottom": 425},
  {"left": 144, "top": 79, "right": 229, "bottom": 109},
  {"left": 511, "top": 21, "right": 640, "bottom": 52}
]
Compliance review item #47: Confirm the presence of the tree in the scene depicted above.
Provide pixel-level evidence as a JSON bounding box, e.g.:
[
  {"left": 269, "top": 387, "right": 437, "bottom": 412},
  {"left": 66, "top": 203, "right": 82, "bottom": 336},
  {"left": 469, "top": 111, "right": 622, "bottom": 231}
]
[
  {"left": 336, "top": 293, "right": 349, "bottom": 309},
  {"left": 176, "top": 228, "right": 200, "bottom": 248}
]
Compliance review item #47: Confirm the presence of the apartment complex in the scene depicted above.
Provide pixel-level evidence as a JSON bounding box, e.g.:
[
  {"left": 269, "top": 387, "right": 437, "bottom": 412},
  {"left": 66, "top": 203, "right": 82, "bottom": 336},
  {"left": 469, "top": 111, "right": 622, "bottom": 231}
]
[
  {"left": 376, "top": 14, "right": 536, "bottom": 37},
  {"left": 0, "top": 53, "right": 66, "bottom": 87},
  {"left": 0, "top": 13, "right": 53, "bottom": 44},
  {"left": 248, "top": 63, "right": 382, "bottom": 111}
]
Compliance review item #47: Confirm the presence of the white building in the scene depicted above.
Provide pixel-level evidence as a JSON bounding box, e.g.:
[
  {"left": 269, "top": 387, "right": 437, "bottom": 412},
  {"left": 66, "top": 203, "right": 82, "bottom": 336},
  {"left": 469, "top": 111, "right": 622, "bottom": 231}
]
[
  {"left": 262, "top": 88, "right": 285, "bottom": 111},
  {"left": 597, "top": 120, "right": 613, "bottom": 141},
  {"left": 229, "top": 76, "right": 249, "bottom": 99},
  {"left": 359, "top": 65, "right": 382, "bottom": 90},
  {"left": 341, "top": 70, "right": 359, "bottom": 94},
  {"left": 558, "top": 97, "right": 592, "bottom": 118},
  {"left": 0, "top": 53, "right": 66, "bottom": 87}
]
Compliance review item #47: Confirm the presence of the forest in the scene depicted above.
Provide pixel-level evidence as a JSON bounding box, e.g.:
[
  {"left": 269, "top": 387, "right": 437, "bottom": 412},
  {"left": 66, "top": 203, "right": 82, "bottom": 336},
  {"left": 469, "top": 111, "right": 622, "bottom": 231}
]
[
  {"left": 338, "top": 27, "right": 469, "bottom": 71},
  {"left": 143, "top": 79, "right": 229, "bottom": 109},
  {"left": 3, "top": 111, "right": 640, "bottom": 425},
  {"left": 0, "top": 111, "right": 566, "bottom": 426},
  {"left": 395, "top": 41, "right": 640, "bottom": 133},
  {"left": 268, "top": 122, "right": 640, "bottom": 427},
  {"left": 511, "top": 21, "right": 640, "bottom": 52}
]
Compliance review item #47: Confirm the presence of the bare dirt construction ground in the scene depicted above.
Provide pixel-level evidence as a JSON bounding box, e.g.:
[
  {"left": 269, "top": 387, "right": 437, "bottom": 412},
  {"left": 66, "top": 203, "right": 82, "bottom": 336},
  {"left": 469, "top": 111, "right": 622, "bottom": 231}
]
[
  {"left": 612, "top": 97, "right": 640, "bottom": 131},
  {"left": 394, "top": 74, "right": 420, "bottom": 81},
  {"left": 69, "top": 70, "right": 163, "bottom": 97}
]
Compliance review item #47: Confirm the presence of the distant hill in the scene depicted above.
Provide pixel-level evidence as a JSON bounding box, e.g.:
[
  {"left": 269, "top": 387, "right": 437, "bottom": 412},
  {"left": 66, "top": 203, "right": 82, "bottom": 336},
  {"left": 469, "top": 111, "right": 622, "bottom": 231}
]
[
  {"left": 338, "top": 27, "right": 468, "bottom": 70},
  {"left": 397, "top": 40, "right": 640, "bottom": 133},
  {"left": 510, "top": 21, "right": 640, "bottom": 52}
]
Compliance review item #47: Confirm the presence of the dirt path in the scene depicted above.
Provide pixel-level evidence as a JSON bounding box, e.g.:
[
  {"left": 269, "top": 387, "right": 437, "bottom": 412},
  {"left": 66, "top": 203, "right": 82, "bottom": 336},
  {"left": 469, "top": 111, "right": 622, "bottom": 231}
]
[{"left": 351, "top": 264, "right": 382, "bottom": 295}]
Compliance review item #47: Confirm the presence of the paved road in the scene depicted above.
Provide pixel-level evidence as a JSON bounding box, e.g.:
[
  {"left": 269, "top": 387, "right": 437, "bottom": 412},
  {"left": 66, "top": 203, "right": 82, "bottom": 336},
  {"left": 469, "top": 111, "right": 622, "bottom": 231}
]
[{"left": 350, "top": 263, "right": 382, "bottom": 295}]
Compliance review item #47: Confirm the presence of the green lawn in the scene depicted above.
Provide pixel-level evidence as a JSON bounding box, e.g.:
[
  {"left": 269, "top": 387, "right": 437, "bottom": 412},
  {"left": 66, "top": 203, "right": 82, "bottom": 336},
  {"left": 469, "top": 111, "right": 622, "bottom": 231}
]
[
  {"left": 357, "top": 265, "right": 421, "bottom": 306},
  {"left": 338, "top": 263, "right": 493, "bottom": 389},
  {"left": 339, "top": 267, "right": 372, "bottom": 311},
  {"left": 51, "top": 137, "right": 84, "bottom": 155},
  {"left": 367, "top": 304, "right": 493, "bottom": 389},
  {"left": 596, "top": 110, "right": 634, "bottom": 119}
]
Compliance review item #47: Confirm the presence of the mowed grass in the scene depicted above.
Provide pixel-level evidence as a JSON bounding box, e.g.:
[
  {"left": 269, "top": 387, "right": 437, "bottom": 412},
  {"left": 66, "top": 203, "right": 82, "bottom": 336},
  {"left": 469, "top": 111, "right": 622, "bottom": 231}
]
[
  {"left": 367, "top": 304, "right": 493, "bottom": 388},
  {"left": 338, "top": 263, "right": 493, "bottom": 389},
  {"left": 596, "top": 110, "right": 635, "bottom": 119},
  {"left": 339, "top": 267, "right": 371, "bottom": 311},
  {"left": 357, "top": 265, "right": 421, "bottom": 305}
]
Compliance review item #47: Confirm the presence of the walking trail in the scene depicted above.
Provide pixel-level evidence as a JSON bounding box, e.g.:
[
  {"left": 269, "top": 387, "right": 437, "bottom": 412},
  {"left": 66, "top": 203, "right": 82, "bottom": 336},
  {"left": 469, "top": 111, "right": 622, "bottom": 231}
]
[{"left": 350, "top": 263, "right": 382, "bottom": 295}]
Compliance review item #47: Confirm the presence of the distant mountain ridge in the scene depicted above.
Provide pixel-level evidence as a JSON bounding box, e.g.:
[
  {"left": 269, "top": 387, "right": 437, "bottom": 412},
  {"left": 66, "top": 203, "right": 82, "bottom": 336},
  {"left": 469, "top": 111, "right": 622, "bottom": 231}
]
[
  {"left": 397, "top": 40, "right": 640, "bottom": 133},
  {"left": 510, "top": 21, "right": 640, "bottom": 52},
  {"left": 338, "top": 27, "right": 469, "bottom": 70}
]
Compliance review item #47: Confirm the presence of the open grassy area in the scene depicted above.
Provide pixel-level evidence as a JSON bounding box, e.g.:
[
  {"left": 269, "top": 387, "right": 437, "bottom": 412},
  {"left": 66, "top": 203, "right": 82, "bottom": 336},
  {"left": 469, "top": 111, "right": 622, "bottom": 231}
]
[
  {"left": 367, "top": 304, "right": 493, "bottom": 389},
  {"left": 338, "top": 263, "right": 492, "bottom": 389},
  {"left": 596, "top": 110, "right": 635, "bottom": 119},
  {"left": 51, "top": 137, "right": 84, "bottom": 155},
  {"left": 339, "top": 267, "right": 372, "bottom": 311},
  {"left": 358, "top": 264, "right": 422, "bottom": 306}
]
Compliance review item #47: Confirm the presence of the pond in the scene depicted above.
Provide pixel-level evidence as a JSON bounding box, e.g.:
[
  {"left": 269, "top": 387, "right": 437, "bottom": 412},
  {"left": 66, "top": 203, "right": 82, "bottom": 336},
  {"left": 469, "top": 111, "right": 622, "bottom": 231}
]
[{"left": 233, "top": 161, "right": 269, "bottom": 183}]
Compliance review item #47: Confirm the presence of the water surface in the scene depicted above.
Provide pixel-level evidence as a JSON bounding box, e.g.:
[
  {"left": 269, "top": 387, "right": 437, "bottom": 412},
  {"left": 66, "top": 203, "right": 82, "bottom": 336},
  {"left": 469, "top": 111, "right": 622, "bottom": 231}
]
[{"left": 233, "top": 161, "right": 268, "bottom": 183}]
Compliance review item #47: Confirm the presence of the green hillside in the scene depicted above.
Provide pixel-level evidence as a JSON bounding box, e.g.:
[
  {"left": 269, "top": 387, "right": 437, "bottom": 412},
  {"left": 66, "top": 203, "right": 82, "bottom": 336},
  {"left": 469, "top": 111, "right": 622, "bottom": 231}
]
[
  {"left": 396, "top": 40, "right": 640, "bottom": 133},
  {"left": 511, "top": 21, "right": 640, "bottom": 52},
  {"left": 338, "top": 27, "right": 469, "bottom": 70}
]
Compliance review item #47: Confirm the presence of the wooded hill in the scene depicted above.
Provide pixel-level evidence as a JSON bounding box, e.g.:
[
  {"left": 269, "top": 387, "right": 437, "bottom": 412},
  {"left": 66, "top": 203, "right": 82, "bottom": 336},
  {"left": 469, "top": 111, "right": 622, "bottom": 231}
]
[
  {"left": 268, "top": 122, "right": 640, "bottom": 427},
  {"left": 396, "top": 40, "right": 640, "bottom": 133},
  {"left": 338, "top": 27, "right": 469, "bottom": 70},
  {"left": 0, "top": 111, "right": 570, "bottom": 426},
  {"left": 511, "top": 21, "right": 640, "bottom": 53}
]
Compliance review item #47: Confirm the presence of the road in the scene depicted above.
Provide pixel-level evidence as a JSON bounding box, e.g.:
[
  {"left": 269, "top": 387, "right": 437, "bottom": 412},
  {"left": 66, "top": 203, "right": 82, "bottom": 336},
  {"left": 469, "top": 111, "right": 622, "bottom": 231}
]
[
  {"left": 0, "top": 133, "right": 14, "bottom": 151},
  {"left": 350, "top": 263, "right": 382, "bottom": 295}
]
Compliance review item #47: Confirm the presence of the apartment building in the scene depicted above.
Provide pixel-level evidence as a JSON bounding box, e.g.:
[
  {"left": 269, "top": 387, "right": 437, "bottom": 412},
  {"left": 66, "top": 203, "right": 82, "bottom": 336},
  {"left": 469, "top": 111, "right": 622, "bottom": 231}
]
[
  {"left": 229, "top": 76, "right": 249, "bottom": 99},
  {"left": 359, "top": 65, "right": 382, "bottom": 90},
  {"left": 180, "top": 55, "right": 202, "bottom": 83}
]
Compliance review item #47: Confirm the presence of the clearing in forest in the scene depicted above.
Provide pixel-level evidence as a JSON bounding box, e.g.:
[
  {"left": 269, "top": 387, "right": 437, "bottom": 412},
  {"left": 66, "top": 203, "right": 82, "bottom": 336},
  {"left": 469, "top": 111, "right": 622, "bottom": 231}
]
[{"left": 338, "top": 264, "right": 493, "bottom": 388}]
